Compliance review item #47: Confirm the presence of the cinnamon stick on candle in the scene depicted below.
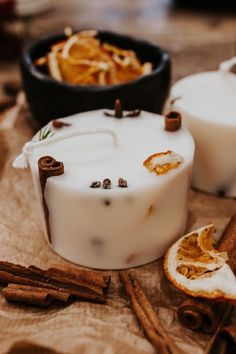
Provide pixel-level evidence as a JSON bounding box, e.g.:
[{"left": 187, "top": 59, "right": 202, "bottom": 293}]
[
  {"left": 120, "top": 271, "right": 180, "bottom": 354},
  {"left": 165, "top": 111, "right": 182, "bottom": 132},
  {"left": 177, "top": 214, "right": 236, "bottom": 335},
  {"left": 38, "top": 156, "right": 64, "bottom": 244}
]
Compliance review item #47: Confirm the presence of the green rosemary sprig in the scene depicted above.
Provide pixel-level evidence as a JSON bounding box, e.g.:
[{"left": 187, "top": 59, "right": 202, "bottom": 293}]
[{"left": 39, "top": 127, "right": 55, "bottom": 141}]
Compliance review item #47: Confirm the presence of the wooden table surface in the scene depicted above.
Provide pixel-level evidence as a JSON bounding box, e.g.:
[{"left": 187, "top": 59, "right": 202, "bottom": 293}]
[{"left": 0, "top": 1, "right": 236, "bottom": 354}]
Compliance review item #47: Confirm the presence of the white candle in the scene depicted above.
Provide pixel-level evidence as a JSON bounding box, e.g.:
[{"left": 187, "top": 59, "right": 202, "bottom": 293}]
[
  {"left": 166, "top": 57, "right": 236, "bottom": 197},
  {"left": 14, "top": 108, "right": 194, "bottom": 269}
]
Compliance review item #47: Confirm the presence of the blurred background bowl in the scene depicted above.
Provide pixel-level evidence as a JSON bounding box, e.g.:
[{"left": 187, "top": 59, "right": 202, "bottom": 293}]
[{"left": 21, "top": 30, "right": 171, "bottom": 126}]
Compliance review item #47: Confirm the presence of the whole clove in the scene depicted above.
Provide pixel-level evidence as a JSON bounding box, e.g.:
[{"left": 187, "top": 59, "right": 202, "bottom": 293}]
[
  {"left": 118, "top": 177, "right": 128, "bottom": 188},
  {"left": 104, "top": 99, "right": 141, "bottom": 118},
  {"left": 90, "top": 181, "right": 101, "bottom": 188},
  {"left": 102, "top": 178, "right": 111, "bottom": 189},
  {"left": 52, "top": 120, "right": 71, "bottom": 129}
]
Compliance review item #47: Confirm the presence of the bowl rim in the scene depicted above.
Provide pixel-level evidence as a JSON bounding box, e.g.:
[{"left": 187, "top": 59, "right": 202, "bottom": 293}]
[{"left": 22, "top": 29, "right": 170, "bottom": 92}]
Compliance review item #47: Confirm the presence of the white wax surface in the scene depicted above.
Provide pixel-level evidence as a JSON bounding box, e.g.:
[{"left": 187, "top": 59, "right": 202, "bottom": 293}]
[
  {"left": 172, "top": 71, "right": 236, "bottom": 126},
  {"left": 166, "top": 67, "right": 236, "bottom": 197},
  {"left": 28, "top": 109, "right": 194, "bottom": 269}
]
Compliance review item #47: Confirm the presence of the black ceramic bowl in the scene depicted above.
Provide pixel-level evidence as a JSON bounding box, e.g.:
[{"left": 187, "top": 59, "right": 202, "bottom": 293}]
[{"left": 21, "top": 30, "right": 171, "bottom": 126}]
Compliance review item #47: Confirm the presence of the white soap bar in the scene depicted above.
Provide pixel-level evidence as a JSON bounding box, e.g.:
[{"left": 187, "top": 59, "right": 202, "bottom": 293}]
[
  {"left": 15, "top": 109, "right": 194, "bottom": 269},
  {"left": 166, "top": 57, "right": 236, "bottom": 197}
]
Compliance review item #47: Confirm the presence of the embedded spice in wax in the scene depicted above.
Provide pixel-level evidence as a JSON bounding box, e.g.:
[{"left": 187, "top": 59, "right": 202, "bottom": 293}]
[
  {"left": 230, "top": 63, "right": 236, "bottom": 74},
  {"left": 52, "top": 120, "right": 71, "bottom": 129},
  {"left": 143, "top": 150, "right": 183, "bottom": 175},
  {"left": 102, "top": 178, "right": 111, "bottom": 189},
  {"left": 35, "top": 29, "right": 152, "bottom": 86},
  {"left": 90, "top": 181, "right": 102, "bottom": 188},
  {"left": 118, "top": 177, "right": 128, "bottom": 188},
  {"left": 164, "top": 224, "right": 236, "bottom": 300}
]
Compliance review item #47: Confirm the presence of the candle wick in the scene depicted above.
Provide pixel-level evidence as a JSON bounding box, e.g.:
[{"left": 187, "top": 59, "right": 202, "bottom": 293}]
[{"left": 13, "top": 128, "right": 119, "bottom": 169}]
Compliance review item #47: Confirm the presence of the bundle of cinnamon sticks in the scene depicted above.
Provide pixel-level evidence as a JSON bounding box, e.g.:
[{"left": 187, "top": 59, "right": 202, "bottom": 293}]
[
  {"left": 0, "top": 262, "right": 110, "bottom": 306},
  {"left": 1, "top": 216, "right": 236, "bottom": 353}
]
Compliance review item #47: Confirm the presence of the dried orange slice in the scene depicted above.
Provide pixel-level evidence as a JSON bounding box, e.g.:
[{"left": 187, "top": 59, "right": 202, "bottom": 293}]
[
  {"left": 47, "top": 52, "right": 62, "bottom": 81},
  {"left": 35, "top": 29, "right": 153, "bottom": 85},
  {"left": 143, "top": 150, "right": 183, "bottom": 175},
  {"left": 164, "top": 225, "right": 236, "bottom": 300}
]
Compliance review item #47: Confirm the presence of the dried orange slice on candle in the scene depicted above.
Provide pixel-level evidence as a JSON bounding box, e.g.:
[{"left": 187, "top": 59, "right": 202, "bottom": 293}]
[
  {"left": 143, "top": 150, "right": 183, "bottom": 175},
  {"left": 164, "top": 225, "right": 236, "bottom": 301}
]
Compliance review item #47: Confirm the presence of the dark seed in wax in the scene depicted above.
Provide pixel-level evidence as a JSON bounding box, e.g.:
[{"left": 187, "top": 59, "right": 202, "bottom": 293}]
[
  {"left": 90, "top": 238, "right": 104, "bottom": 247},
  {"left": 217, "top": 189, "right": 226, "bottom": 197}
]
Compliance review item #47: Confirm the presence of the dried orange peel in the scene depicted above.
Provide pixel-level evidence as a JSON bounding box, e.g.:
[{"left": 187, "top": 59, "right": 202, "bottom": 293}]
[
  {"left": 143, "top": 150, "right": 183, "bottom": 175},
  {"left": 35, "top": 29, "right": 152, "bottom": 85},
  {"left": 164, "top": 225, "right": 236, "bottom": 301}
]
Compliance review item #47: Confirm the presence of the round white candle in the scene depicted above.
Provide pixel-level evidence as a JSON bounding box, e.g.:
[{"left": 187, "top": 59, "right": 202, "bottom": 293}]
[
  {"left": 15, "top": 109, "right": 194, "bottom": 269},
  {"left": 166, "top": 57, "right": 236, "bottom": 197}
]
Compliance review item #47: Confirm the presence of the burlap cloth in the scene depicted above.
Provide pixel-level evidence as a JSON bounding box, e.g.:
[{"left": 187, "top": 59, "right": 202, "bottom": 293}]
[{"left": 0, "top": 106, "right": 235, "bottom": 354}]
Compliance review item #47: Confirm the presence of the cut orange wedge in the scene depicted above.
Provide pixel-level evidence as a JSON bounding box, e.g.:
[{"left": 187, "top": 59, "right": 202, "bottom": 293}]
[{"left": 164, "top": 225, "right": 236, "bottom": 301}]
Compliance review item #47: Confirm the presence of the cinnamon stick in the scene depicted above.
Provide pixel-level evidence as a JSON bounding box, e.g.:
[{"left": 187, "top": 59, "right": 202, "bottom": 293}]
[
  {"left": 205, "top": 304, "right": 233, "bottom": 354},
  {"left": 49, "top": 263, "right": 110, "bottom": 290},
  {"left": 178, "top": 214, "right": 236, "bottom": 334},
  {"left": 0, "top": 261, "right": 110, "bottom": 305},
  {"left": 165, "top": 111, "right": 182, "bottom": 132},
  {"left": 218, "top": 214, "right": 236, "bottom": 274},
  {"left": 6, "top": 284, "right": 71, "bottom": 303},
  {"left": 215, "top": 324, "right": 236, "bottom": 353},
  {"left": 3, "top": 284, "right": 56, "bottom": 307},
  {"left": 120, "top": 271, "right": 180, "bottom": 354},
  {"left": 7, "top": 340, "right": 60, "bottom": 354},
  {"left": 38, "top": 156, "right": 64, "bottom": 243},
  {"left": 177, "top": 298, "right": 226, "bottom": 334}
]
